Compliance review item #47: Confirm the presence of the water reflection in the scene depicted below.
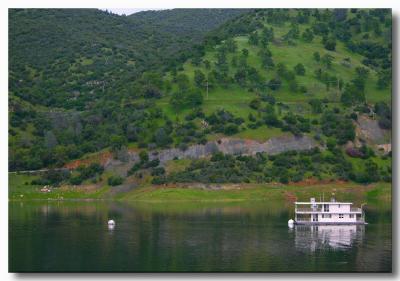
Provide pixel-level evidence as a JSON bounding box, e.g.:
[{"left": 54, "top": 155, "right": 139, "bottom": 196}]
[
  {"left": 295, "top": 225, "right": 364, "bottom": 251},
  {"left": 9, "top": 201, "right": 390, "bottom": 272}
]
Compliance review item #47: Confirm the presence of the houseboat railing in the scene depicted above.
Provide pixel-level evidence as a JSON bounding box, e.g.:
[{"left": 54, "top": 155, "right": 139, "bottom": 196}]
[
  {"left": 295, "top": 207, "right": 363, "bottom": 213},
  {"left": 295, "top": 208, "right": 322, "bottom": 212}
]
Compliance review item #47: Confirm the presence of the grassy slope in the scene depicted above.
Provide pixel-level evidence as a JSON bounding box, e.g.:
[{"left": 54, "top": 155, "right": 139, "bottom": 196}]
[
  {"left": 120, "top": 182, "right": 391, "bottom": 205},
  {"left": 9, "top": 173, "right": 110, "bottom": 200},
  {"left": 157, "top": 20, "right": 390, "bottom": 142},
  {"left": 10, "top": 173, "right": 390, "bottom": 206}
]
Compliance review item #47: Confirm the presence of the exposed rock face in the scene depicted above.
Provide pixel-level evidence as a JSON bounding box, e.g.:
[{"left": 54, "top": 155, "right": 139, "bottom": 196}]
[
  {"left": 104, "top": 135, "right": 320, "bottom": 174},
  {"left": 151, "top": 135, "right": 319, "bottom": 163},
  {"left": 356, "top": 115, "right": 389, "bottom": 144},
  {"left": 263, "top": 135, "right": 318, "bottom": 154}
]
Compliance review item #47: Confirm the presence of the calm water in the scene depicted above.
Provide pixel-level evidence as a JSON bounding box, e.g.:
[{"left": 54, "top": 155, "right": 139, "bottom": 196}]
[{"left": 9, "top": 200, "right": 391, "bottom": 272}]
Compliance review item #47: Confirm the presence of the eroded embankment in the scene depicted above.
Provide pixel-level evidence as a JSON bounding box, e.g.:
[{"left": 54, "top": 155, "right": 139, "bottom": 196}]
[{"left": 98, "top": 135, "right": 320, "bottom": 175}]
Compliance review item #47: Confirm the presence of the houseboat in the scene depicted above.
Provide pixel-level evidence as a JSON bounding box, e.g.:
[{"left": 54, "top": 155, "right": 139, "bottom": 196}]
[{"left": 290, "top": 197, "right": 366, "bottom": 225}]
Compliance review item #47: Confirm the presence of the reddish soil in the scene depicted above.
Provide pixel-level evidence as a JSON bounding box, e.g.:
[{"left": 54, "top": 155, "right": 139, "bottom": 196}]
[
  {"left": 289, "top": 178, "right": 348, "bottom": 187},
  {"left": 284, "top": 191, "right": 297, "bottom": 202},
  {"left": 64, "top": 151, "right": 113, "bottom": 169}
]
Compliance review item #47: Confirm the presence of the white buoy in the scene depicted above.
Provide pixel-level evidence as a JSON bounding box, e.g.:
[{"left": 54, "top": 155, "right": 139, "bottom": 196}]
[
  {"left": 288, "top": 219, "right": 294, "bottom": 228},
  {"left": 108, "top": 219, "right": 115, "bottom": 226}
]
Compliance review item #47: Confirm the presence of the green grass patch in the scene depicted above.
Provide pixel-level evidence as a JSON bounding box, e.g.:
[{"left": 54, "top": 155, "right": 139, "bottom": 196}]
[
  {"left": 9, "top": 173, "right": 110, "bottom": 200},
  {"left": 164, "top": 158, "right": 192, "bottom": 174},
  {"left": 233, "top": 125, "right": 287, "bottom": 142},
  {"left": 120, "top": 182, "right": 391, "bottom": 205}
]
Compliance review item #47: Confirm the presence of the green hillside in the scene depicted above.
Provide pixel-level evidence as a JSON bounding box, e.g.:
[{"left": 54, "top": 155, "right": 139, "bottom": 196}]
[
  {"left": 9, "top": 9, "right": 392, "bottom": 190},
  {"left": 163, "top": 9, "right": 390, "bottom": 111},
  {"left": 9, "top": 8, "right": 248, "bottom": 170},
  {"left": 9, "top": 8, "right": 247, "bottom": 109}
]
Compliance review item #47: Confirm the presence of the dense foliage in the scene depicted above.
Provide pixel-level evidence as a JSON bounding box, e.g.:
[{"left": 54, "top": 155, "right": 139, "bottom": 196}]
[
  {"left": 151, "top": 148, "right": 391, "bottom": 185},
  {"left": 9, "top": 9, "right": 247, "bottom": 170},
  {"left": 9, "top": 8, "right": 391, "bottom": 189}
]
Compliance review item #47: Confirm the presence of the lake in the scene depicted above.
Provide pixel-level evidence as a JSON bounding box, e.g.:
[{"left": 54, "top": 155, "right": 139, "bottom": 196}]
[{"left": 9, "top": 200, "right": 391, "bottom": 272}]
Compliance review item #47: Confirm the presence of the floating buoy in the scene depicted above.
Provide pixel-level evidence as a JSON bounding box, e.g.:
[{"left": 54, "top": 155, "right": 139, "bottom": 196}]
[
  {"left": 108, "top": 220, "right": 115, "bottom": 230},
  {"left": 288, "top": 219, "right": 294, "bottom": 228}
]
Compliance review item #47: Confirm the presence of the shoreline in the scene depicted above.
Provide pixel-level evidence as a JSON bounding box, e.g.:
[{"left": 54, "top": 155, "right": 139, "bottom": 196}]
[{"left": 9, "top": 179, "right": 391, "bottom": 204}]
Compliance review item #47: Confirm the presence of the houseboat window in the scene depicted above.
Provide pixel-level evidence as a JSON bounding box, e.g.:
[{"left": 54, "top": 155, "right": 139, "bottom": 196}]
[
  {"left": 338, "top": 204, "right": 341, "bottom": 208},
  {"left": 339, "top": 214, "right": 344, "bottom": 218},
  {"left": 349, "top": 214, "right": 354, "bottom": 218},
  {"left": 324, "top": 204, "right": 329, "bottom": 212},
  {"left": 322, "top": 214, "right": 331, "bottom": 218}
]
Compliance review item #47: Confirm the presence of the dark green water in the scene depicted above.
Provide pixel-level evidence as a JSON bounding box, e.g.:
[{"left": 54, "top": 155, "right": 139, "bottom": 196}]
[{"left": 9, "top": 200, "right": 391, "bottom": 272}]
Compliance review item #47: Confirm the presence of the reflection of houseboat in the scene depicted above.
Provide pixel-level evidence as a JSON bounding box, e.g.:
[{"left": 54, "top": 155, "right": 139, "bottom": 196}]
[
  {"left": 294, "top": 197, "right": 366, "bottom": 225},
  {"left": 294, "top": 224, "right": 364, "bottom": 251}
]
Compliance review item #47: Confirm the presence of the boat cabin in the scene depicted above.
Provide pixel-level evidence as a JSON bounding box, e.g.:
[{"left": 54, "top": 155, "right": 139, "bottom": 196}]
[{"left": 294, "top": 197, "right": 366, "bottom": 225}]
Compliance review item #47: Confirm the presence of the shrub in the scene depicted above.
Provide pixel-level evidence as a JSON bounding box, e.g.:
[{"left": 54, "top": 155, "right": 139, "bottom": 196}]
[
  {"left": 78, "top": 163, "right": 104, "bottom": 179},
  {"left": 31, "top": 169, "right": 71, "bottom": 186},
  {"left": 313, "top": 51, "right": 320, "bottom": 62},
  {"left": 378, "top": 118, "right": 391, "bottom": 129},
  {"left": 279, "top": 175, "right": 289, "bottom": 184},
  {"left": 143, "top": 159, "right": 160, "bottom": 168},
  {"left": 323, "top": 37, "right": 336, "bottom": 51},
  {"left": 248, "top": 113, "right": 256, "bottom": 122},
  {"left": 260, "top": 94, "right": 276, "bottom": 105},
  {"left": 128, "top": 162, "right": 142, "bottom": 176},
  {"left": 326, "top": 138, "right": 337, "bottom": 151},
  {"left": 152, "top": 176, "right": 166, "bottom": 185},
  {"left": 108, "top": 176, "right": 124, "bottom": 186},
  {"left": 234, "top": 117, "right": 245, "bottom": 125},
  {"left": 294, "top": 63, "right": 306, "bottom": 75},
  {"left": 249, "top": 98, "right": 261, "bottom": 110},
  {"left": 309, "top": 99, "right": 323, "bottom": 114},
  {"left": 211, "top": 152, "right": 225, "bottom": 162},
  {"left": 299, "top": 85, "right": 307, "bottom": 93},
  {"left": 350, "top": 112, "right": 358, "bottom": 121},
  {"left": 151, "top": 167, "right": 165, "bottom": 176},
  {"left": 224, "top": 124, "right": 239, "bottom": 135},
  {"left": 69, "top": 175, "right": 83, "bottom": 185},
  {"left": 268, "top": 78, "right": 282, "bottom": 90}
]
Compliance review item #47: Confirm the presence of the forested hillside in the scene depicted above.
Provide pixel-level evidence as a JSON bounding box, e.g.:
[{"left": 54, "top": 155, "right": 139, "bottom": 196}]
[
  {"left": 9, "top": 8, "right": 247, "bottom": 108},
  {"left": 9, "top": 8, "right": 247, "bottom": 168},
  {"left": 9, "top": 9, "right": 392, "bottom": 189}
]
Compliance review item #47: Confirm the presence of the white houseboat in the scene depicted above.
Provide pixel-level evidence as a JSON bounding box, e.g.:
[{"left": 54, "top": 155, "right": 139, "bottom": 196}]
[{"left": 293, "top": 197, "right": 366, "bottom": 225}]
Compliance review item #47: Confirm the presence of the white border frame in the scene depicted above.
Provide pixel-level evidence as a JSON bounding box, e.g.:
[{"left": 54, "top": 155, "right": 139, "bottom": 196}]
[{"left": 1, "top": 1, "right": 399, "bottom": 280}]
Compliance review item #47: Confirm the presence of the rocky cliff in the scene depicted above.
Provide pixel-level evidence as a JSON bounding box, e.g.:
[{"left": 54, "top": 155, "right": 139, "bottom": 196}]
[{"left": 104, "top": 135, "right": 320, "bottom": 176}]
